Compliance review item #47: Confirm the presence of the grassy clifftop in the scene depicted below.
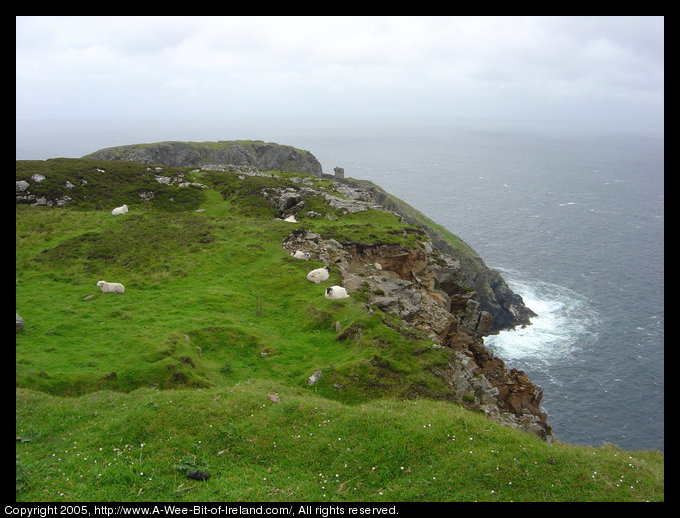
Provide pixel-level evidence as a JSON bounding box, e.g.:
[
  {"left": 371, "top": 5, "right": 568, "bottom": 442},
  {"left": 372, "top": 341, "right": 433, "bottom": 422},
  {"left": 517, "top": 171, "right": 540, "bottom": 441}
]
[
  {"left": 82, "top": 140, "right": 323, "bottom": 175},
  {"left": 15, "top": 159, "right": 663, "bottom": 502}
]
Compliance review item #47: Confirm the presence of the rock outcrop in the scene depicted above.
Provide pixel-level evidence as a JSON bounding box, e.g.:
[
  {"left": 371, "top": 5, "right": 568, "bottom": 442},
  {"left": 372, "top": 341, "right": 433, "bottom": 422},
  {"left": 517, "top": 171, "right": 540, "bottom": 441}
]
[
  {"left": 282, "top": 225, "right": 552, "bottom": 441},
  {"left": 83, "top": 140, "right": 323, "bottom": 176},
  {"left": 335, "top": 177, "right": 536, "bottom": 332},
  {"left": 270, "top": 174, "right": 550, "bottom": 440},
  {"left": 268, "top": 173, "right": 535, "bottom": 333}
]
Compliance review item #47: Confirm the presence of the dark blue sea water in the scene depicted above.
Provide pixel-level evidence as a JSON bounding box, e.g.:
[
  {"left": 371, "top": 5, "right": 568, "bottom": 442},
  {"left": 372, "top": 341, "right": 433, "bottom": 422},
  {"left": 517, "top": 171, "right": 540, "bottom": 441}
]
[{"left": 16, "top": 117, "right": 664, "bottom": 452}]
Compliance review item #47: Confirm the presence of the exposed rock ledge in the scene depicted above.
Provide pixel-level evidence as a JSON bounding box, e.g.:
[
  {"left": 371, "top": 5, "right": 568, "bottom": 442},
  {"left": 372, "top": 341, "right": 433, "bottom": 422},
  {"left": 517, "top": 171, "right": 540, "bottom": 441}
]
[
  {"left": 282, "top": 227, "right": 552, "bottom": 441},
  {"left": 275, "top": 171, "right": 536, "bottom": 333},
  {"left": 269, "top": 172, "right": 550, "bottom": 440},
  {"left": 332, "top": 177, "right": 537, "bottom": 333}
]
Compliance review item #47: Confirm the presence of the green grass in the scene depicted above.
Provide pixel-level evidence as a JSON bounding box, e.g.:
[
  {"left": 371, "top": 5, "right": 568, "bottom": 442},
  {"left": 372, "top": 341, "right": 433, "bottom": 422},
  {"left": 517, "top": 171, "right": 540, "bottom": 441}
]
[
  {"left": 16, "top": 158, "right": 205, "bottom": 211},
  {"left": 16, "top": 172, "right": 444, "bottom": 400},
  {"left": 15, "top": 159, "right": 664, "bottom": 502},
  {"left": 16, "top": 383, "right": 664, "bottom": 502}
]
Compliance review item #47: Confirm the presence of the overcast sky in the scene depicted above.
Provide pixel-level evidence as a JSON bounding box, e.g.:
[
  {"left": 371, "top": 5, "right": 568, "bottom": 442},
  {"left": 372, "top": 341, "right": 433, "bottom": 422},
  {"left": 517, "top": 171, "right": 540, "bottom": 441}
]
[{"left": 16, "top": 16, "right": 664, "bottom": 148}]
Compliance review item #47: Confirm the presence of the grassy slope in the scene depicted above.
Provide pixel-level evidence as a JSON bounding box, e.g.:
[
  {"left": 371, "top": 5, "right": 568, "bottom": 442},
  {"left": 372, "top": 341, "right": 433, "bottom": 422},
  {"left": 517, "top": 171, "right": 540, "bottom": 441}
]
[
  {"left": 15, "top": 160, "right": 663, "bottom": 502},
  {"left": 16, "top": 383, "right": 663, "bottom": 502}
]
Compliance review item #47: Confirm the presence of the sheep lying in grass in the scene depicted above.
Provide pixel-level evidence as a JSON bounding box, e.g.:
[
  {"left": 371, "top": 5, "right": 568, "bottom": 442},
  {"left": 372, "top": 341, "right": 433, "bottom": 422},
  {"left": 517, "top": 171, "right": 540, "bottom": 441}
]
[
  {"left": 291, "top": 250, "right": 311, "bottom": 260},
  {"left": 112, "top": 204, "right": 128, "bottom": 215},
  {"left": 96, "top": 280, "right": 125, "bottom": 293},
  {"left": 325, "top": 286, "right": 349, "bottom": 299},
  {"left": 307, "top": 266, "right": 330, "bottom": 284},
  {"left": 283, "top": 214, "right": 297, "bottom": 223}
]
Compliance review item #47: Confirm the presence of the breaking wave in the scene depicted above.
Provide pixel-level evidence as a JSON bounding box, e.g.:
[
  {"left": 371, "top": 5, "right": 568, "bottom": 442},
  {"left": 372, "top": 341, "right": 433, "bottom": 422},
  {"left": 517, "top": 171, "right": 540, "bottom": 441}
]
[{"left": 485, "top": 268, "right": 600, "bottom": 379}]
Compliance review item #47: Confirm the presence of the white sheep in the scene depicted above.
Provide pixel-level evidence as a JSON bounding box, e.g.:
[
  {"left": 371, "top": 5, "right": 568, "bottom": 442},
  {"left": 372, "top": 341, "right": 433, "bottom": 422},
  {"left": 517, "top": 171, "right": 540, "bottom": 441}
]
[
  {"left": 283, "top": 214, "right": 297, "bottom": 223},
  {"left": 112, "top": 204, "right": 128, "bottom": 215},
  {"left": 325, "top": 286, "right": 349, "bottom": 299},
  {"left": 307, "top": 266, "right": 330, "bottom": 284},
  {"left": 96, "top": 280, "right": 125, "bottom": 293},
  {"left": 291, "top": 250, "right": 311, "bottom": 260}
]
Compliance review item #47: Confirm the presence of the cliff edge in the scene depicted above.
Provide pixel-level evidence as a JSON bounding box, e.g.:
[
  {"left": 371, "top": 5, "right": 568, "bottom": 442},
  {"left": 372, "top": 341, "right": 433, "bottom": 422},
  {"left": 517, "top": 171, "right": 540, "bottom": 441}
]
[
  {"left": 16, "top": 155, "right": 549, "bottom": 440},
  {"left": 83, "top": 140, "right": 323, "bottom": 176},
  {"left": 337, "top": 177, "right": 536, "bottom": 333}
]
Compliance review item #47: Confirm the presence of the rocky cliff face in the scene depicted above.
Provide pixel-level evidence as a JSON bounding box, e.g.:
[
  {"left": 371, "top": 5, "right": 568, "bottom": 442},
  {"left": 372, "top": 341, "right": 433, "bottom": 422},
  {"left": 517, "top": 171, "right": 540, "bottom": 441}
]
[
  {"left": 84, "top": 140, "right": 323, "bottom": 176},
  {"left": 337, "top": 177, "right": 536, "bottom": 333},
  {"left": 281, "top": 227, "right": 552, "bottom": 441},
  {"left": 273, "top": 177, "right": 552, "bottom": 441}
]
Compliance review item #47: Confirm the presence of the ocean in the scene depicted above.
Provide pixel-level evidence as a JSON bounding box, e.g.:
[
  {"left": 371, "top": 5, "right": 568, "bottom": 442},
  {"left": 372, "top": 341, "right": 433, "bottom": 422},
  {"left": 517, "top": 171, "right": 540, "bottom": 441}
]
[{"left": 16, "top": 117, "right": 664, "bottom": 452}]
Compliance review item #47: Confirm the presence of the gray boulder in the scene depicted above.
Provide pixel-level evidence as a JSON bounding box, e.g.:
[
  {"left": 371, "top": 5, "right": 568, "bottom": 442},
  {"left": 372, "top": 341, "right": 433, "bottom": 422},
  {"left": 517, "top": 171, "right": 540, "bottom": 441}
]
[{"left": 307, "top": 370, "right": 323, "bottom": 385}]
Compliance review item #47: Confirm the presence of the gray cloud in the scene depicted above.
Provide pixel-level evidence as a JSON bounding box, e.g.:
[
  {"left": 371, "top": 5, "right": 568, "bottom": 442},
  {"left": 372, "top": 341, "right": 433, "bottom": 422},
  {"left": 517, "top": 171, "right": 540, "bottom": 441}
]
[{"left": 16, "top": 16, "right": 663, "bottom": 131}]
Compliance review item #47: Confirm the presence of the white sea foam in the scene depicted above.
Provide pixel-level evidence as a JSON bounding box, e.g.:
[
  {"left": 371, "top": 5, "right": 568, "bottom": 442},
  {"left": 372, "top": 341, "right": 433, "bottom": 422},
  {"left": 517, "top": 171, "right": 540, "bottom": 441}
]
[{"left": 485, "top": 268, "right": 600, "bottom": 372}]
